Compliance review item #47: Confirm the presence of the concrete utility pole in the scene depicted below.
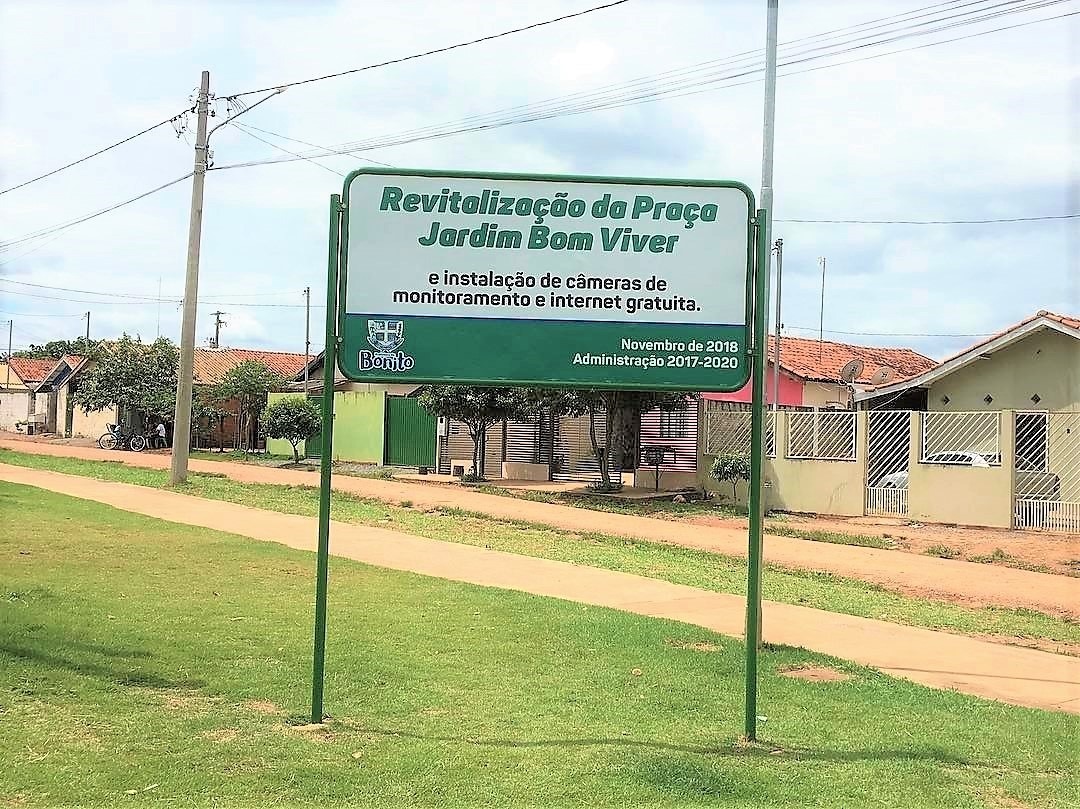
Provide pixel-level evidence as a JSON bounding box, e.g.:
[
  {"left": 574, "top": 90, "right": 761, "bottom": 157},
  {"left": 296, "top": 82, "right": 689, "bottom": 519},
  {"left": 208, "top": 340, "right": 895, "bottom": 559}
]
[
  {"left": 171, "top": 69, "right": 211, "bottom": 484},
  {"left": 304, "top": 286, "right": 311, "bottom": 390},
  {"left": 210, "top": 310, "right": 227, "bottom": 349}
]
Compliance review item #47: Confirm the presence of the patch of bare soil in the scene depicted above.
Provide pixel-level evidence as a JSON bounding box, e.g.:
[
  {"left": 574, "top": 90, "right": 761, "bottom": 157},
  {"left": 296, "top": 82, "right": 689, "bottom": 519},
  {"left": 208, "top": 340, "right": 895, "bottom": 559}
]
[
  {"left": 157, "top": 690, "right": 221, "bottom": 714},
  {"left": 689, "top": 511, "right": 1080, "bottom": 577},
  {"left": 281, "top": 722, "right": 336, "bottom": 743},
  {"left": 665, "top": 638, "right": 722, "bottom": 653},
  {"left": 201, "top": 727, "right": 240, "bottom": 743},
  {"left": 978, "top": 635, "right": 1080, "bottom": 658},
  {"left": 779, "top": 665, "right": 853, "bottom": 683},
  {"left": 241, "top": 699, "right": 284, "bottom": 716}
]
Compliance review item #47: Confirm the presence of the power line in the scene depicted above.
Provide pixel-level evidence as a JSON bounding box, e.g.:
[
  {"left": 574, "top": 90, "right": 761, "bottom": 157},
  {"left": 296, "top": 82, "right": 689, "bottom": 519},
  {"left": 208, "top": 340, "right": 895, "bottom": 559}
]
[
  {"left": 224, "top": 0, "right": 632, "bottom": 98},
  {"left": 231, "top": 123, "right": 346, "bottom": 178},
  {"left": 0, "top": 111, "right": 187, "bottom": 196},
  {"left": 787, "top": 324, "right": 995, "bottom": 338},
  {"left": 0, "top": 281, "right": 326, "bottom": 309},
  {"left": 214, "top": 1, "right": 1074, "bottom": 173},
  {"left": 238, "top": 123, "right": 394, "bottom": 168},
  {"left": 0, "top": 174, "right": 193, "bottom": 251},
  {"left": 776, "top": 213, "right": 1079, "bottom": 224}
]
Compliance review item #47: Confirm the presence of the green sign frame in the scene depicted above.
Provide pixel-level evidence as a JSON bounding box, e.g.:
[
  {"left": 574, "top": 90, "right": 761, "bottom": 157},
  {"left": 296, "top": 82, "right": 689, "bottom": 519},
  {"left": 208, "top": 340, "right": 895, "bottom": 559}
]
[
  {"left": 311, "top": 179, "right": 772, "bottom": 746},
  {"left": 336, "top": 168, "right": 756, "bottom": 393}
]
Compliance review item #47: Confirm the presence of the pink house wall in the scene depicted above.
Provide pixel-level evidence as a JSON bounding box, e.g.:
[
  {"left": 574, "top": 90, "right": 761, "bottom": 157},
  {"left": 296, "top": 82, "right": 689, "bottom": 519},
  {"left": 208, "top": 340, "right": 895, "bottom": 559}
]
[{"left": 702, "top": 364, "right": 804, "bottom": 406}]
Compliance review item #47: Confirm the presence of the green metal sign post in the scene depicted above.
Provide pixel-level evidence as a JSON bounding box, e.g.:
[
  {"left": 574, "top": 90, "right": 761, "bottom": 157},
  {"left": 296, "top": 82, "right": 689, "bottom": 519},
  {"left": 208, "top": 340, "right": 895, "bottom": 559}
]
[{"left": 310, "top": 172, "right": 769, "bottom": 740}]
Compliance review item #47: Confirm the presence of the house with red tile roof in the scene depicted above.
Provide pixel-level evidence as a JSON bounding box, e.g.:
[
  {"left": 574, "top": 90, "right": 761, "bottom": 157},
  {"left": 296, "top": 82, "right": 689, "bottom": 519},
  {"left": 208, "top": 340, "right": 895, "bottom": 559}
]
[
  {"left": 26, "top": 346, "right": 308, "bottom": 444},
  {"left": 855, "top": 310, "right": 1080, "bottom": 412},
  {"left": 706, "top": 334, "right": 937, "bottom": 409},
  {"left": 1, "top": 357, "right": 60, "bottom": 432}
]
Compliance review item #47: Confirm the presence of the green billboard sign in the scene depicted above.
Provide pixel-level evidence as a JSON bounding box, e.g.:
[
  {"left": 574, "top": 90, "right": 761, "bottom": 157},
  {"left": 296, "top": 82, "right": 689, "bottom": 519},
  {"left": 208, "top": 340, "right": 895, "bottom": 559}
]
[{"left": 338, "top": 168, "right": 755, "bottom": 392}]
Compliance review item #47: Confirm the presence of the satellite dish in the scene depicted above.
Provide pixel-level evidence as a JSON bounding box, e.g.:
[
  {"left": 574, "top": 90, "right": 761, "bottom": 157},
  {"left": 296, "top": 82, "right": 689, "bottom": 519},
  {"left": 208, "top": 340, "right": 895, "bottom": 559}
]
[
  {"left": 870, "top": 366, "right": 895, "bottom": 386},
  {"left": 839, "top": 359, "right": 864, "bottom": 383}
]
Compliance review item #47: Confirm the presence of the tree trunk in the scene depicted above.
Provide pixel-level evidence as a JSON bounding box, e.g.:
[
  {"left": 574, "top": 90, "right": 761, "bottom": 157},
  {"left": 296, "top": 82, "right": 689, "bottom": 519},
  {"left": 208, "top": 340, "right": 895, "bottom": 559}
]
[
  {"left": 587, "top": 409, "right": 609, "bottom": 487},
  {"left": 469, "top": 424, "right": 484, "bottom": 477},
  {"left": 291, "top": 441, "right": 300, "bottom": 465},
  {"left": 608, "top": 401, "right": 638, "bottom": 475}
]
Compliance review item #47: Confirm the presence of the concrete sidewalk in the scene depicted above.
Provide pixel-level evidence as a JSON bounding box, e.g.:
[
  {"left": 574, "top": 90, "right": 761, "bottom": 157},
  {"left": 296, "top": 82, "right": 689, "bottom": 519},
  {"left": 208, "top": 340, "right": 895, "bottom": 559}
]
[
  {"left": 3, "top": 462, "right": 1078, "bottom": 715},
  {"left": 2, "top": 438, "right": 1077, "bottom": 618}
]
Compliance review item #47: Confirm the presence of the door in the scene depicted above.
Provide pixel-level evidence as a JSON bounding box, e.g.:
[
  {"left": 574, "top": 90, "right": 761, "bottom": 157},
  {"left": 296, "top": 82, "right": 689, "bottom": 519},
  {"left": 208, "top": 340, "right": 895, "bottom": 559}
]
[{"left": 384, "top": 397, "right": 436, "bottom": 468}]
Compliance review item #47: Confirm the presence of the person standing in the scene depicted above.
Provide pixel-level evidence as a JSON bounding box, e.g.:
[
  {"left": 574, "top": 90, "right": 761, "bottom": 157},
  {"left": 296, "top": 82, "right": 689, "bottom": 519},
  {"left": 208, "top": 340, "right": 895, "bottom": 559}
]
[{"left": 155, "top": 421, "right": 168, "bottom": 449}]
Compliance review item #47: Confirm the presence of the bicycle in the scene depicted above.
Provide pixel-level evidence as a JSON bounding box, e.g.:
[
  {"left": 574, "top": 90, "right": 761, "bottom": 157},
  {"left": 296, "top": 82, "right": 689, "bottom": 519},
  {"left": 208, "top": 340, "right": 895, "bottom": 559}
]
[{"left": 97, "top": 424, "right": 148, "bottom": 452}]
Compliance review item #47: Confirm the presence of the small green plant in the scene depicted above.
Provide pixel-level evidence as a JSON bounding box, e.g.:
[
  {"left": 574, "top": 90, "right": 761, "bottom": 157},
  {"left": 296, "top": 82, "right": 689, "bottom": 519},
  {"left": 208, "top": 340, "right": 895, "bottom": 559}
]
[
  {"left": 969, "top": 548, "right": 1015, "bottom": 565},
  {"left": 399, "top": 499, "right": 413, "bottom": 509},
  {"left": 710, "top": 453, "right": 751, "bottom": 502},
  {"left": 460, "top": 472, "right": 486, "bottom": 484},
  {"left": 585, "top": 480, "right": 624, "bottom": 493},
  {"left": 925, "top": 544, "right": 961, "bottom": 560}
]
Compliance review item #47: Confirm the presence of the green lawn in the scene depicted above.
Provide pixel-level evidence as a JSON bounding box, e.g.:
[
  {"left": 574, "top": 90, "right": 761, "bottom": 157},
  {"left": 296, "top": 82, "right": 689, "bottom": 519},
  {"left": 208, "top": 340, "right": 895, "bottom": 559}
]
[
  {"left": 2, "top": 481, "right": 1077, "bottom": 808},
  {"left": 2, "top": 448, "right": 1076, "bottom": 651}
]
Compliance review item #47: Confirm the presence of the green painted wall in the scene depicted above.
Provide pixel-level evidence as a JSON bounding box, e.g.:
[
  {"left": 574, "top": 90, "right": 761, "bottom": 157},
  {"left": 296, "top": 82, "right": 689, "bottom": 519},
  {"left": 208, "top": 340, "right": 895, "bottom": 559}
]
[
  {"left": 332, "top": 390, "right": 386, "bottom": 463},
  {"left": 929, "top": 329, "right": 1079, "bottom": 412},
  {"left": 265, "top": 392, "right": 308, "bottom": 458}
]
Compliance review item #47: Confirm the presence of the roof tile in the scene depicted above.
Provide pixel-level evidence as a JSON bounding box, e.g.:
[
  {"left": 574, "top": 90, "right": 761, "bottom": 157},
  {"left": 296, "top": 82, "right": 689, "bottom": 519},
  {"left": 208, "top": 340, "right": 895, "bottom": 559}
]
[
  {"left": 193, "top": 348, "right": 309, "bottom": 385},
  {"left": 6, "top": 357, "right": 58, "bottom": 384},
  {"left": 769, "top": 335, "right": 936, "bottom": 384}
]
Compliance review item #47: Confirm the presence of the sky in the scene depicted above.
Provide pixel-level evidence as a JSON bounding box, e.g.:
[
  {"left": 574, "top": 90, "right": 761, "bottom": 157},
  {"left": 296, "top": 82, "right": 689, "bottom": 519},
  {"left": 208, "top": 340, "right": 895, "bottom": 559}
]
[{"left": 1, "top": 0, "right": 1077, "bottom": 362}]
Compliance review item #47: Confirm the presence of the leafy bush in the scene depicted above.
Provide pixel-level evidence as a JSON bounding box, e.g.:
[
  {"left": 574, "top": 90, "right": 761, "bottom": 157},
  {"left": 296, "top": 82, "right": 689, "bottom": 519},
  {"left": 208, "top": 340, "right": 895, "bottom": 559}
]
[
  {"left": 710, "top": 453, "right": 752, "bottom": 501},
  {"left": 261, "top": 397, "right": 321, "bottom": 464}
]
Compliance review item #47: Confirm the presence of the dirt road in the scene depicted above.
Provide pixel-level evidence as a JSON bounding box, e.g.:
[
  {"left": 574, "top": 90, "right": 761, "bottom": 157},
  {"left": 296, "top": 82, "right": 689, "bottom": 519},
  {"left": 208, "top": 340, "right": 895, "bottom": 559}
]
[
  {"left": 3, "top": 461, "right": 1078, "bottom": 714},
  {"left": 2, "top": 437, "right": 1078, "bottom": 618}
]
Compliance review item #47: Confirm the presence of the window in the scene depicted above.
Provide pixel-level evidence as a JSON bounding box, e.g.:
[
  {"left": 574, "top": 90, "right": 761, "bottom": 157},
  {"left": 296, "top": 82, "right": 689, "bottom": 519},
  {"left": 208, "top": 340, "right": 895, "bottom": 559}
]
[{"left": 660, "top": 409, "right": 688, "bottom": 439}]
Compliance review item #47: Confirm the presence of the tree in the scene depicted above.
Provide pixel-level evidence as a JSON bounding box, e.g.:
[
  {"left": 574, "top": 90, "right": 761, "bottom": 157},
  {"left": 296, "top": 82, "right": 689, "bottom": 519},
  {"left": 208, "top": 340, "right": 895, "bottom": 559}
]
[
  {"left": 191, "top": 386, "right": 230, "bottom": 451},
  {"left": 418, "top": 386, "right": 531, "bottom": 480},
  {"left": 262, "top": 396, "right": 322, "bottom": 464},
  {"left": 710, "top": 453, "right": 751, "bottom": 502},
  {"left": 72, "top": 335, "right": 178, "bottom": 424},
  {"left": 216, "top": 361, "right": 283, "bottom": 452},
  {"left": 13, "top": 337, "right": 101, "bottom": 360},
  {"left": 535, "top": 389, "right": 690, "bottom": 490}
]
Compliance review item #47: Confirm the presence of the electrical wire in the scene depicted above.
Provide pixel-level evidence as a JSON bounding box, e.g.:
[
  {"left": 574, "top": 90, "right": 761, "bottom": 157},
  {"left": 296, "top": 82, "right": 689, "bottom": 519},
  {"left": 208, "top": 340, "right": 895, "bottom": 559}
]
[
  {"left": 237, "top": 123, "right": 394, "bottom": 168},
  {"left": 787, "top": 325, "right": 995, "bottom": 338},
  {"left": 231, "top": 124, "right": 346, "bottom": 177},
  {"left": 0, "top": 174, "right": 193, "bottom": 250},
  {"left": 775, "top": 214, "right": 1079, "bottom": 224},
  {"left": 213, "top": 2, "right": 1074, "bottom": 173},
  {"left": 224, "top": 0, "right": 632, "bottom": 98},
  {"left": 0, "top": 111, "right": 187, "bottom": 196}
]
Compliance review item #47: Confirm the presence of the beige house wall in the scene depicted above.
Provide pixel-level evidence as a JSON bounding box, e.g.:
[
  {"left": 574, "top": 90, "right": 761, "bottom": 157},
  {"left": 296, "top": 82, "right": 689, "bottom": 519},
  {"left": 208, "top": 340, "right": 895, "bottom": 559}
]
[
  {"left": 71, "top": 404, "right": 118, "bottom": 440},
  {"left": 801, "top": 381, "right": 850, "bottom": 408},
  {"left": 699, "top": 411, "right": 867, "bottom": 517},
  {"left": 905, "top": 411, "right": 1013, "bottom": 528},
  {"left": 0, "top": 389, "right": 30, "bottom": 431},
  {"left": 929, "top": 329, "right": 1079, "bottom": 412}
]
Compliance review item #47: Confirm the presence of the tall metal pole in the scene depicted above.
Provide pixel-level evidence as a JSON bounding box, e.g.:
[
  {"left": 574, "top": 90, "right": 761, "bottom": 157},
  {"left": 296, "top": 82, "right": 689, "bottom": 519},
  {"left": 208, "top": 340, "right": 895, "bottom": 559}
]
[
  {"left": 771, "top": 239, "right": 783, "bottom": 412},
  {"left": 171, "top": 69, "right": 210, "bottom": 484},
  {"left": 745, "top": 0, "right": 778, "bottom": 744},
  {"left": 304, "top": 286, "right": 311, "bottom": 391},
  {"left": 84, "top": 311, "right": 90, "bottom": 345},
  {"left": 311, "top": 194, "right": 341, "bottom": 724},
  {"left": 5, "top": 320, "right": 11, "bottom": 387},
  {"left": 818, "top": 255, "right": 826, "bottom": 362}
]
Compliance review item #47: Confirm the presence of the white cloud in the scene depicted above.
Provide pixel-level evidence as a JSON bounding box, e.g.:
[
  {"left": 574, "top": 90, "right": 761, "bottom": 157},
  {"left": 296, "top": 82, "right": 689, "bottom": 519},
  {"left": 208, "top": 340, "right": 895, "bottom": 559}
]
[{"left": 1, "top": 0, "right": 1076, "bottom": 361}]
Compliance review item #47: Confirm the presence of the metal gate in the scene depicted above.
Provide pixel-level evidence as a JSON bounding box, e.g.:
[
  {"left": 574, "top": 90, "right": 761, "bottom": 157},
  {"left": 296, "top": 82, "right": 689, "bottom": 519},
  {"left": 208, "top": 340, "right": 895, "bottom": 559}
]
[
  {"left": 1014, "top": 410, "right": 1080, "bottom": 531},
  {"left": 384, "top": 397, "right": 436, "bottom": 468},
  {"left": 865, "top": 410, "right": 911, "bottom": 517},
  {"left": 551, "top": 411, "right": 606, "bottom": 482}
]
